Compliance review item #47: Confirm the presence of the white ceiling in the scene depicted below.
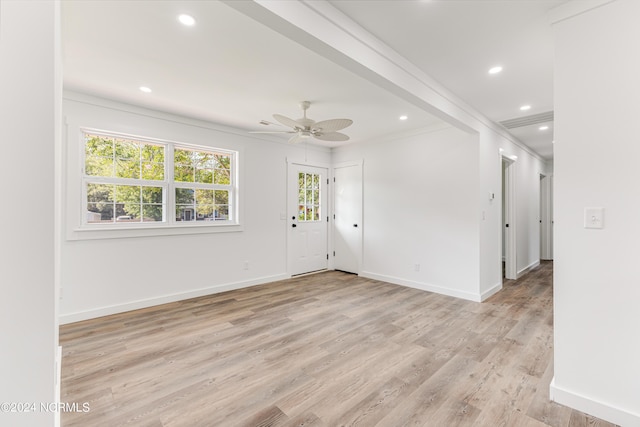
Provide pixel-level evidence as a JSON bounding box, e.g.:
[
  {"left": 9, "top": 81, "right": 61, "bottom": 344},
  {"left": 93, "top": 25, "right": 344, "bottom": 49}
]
[{"left": 61, "top": 0, "right": 564, "bottom": 158}]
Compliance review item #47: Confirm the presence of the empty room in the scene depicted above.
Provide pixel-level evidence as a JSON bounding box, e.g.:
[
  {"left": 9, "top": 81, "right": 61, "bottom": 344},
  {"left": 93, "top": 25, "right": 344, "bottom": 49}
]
[{"left": 1, "top": 1, "right": 638, "bottom": 426}]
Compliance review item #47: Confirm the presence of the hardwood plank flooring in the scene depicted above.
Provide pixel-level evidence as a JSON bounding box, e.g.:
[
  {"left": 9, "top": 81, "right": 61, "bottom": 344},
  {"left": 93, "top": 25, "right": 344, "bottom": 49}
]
[{"left": 59, "top": 262, "right": 617, "bottom": 427}]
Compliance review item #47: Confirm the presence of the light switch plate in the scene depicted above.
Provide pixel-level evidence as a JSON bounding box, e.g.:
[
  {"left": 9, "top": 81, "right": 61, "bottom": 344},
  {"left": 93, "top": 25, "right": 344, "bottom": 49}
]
[{"left": 584, "top": 207, "right": 604, "bottom": 229}]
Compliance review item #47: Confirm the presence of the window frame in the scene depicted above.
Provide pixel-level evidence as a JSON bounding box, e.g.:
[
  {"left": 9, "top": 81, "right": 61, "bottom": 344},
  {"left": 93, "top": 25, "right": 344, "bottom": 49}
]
[{"left": 78, "top": 128, "right": 240, "bottom": 236}]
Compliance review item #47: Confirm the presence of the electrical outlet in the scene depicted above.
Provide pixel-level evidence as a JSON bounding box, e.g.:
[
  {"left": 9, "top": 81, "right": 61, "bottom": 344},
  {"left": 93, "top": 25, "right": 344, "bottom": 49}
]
[
  {"left": 414, "top": 264, "right": 420, "bottom": 272},
  {"left": 243, "top": 261, "right": 249, "bottom": 270}
]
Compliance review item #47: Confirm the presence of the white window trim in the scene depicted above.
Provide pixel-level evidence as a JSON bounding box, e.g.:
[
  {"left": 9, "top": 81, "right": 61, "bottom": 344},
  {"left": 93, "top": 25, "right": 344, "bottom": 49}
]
[{"left": 69, "top": 128, "right": 242, "bottom": 240}]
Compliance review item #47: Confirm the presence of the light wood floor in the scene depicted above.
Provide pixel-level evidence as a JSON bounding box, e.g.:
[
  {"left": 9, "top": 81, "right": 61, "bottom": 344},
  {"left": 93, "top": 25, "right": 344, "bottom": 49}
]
[{"left": 60, "top": 262, "right": 616, "bottom": 427}]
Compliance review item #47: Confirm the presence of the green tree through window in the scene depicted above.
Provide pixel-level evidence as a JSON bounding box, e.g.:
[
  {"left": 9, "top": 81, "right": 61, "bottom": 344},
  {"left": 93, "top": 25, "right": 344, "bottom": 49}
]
[{"left": 83, "top": 132, "right": 235, "bottom": 226}]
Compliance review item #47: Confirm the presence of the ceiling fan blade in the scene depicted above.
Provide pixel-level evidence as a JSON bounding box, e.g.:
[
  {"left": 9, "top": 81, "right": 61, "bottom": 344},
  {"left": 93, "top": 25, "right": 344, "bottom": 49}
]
[
  {"left": 288, "top": 134, "right": 306, "bottom": 144},
  {"left": 273, "top": 114, "right": 302, "bottom": 129},
  {"left": 314, "top": 132, "right": 350, "bottom": 142},
  {"left": 248, "top": 130, "right": 295, "bottom": 134},
  {"left": 313, "top": 118, "right": 353, "bottom": 133},
  {"left": 259, "top": 119, "right": 284, "bottom": 127}
]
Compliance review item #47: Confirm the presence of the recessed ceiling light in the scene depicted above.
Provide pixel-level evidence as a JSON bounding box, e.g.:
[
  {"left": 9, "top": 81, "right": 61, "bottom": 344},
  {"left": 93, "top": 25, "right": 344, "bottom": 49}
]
[
  {"left": 139, "top": 86, "right": 152, "bottom": 93},
  {"left": 399, "top": 115, "right": 408, "bottom": 121},
  {"left": 520, "top": 105, "right": 531, "bottom": 111},
  {"left": 539, "top": 125, "right": 549, "bottom": 131},
  {"left": 178, "top": 14, "right": 196, "bottom": 26},
  {"left": 488, "top": 66, "right": 503, "bottom": 75}
]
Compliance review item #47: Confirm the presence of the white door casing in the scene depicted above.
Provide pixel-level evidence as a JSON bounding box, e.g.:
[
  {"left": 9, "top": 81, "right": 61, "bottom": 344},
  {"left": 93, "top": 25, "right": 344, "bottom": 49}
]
[
  {"left": 288, "top": 162, "right": 328, "bottom": 276},
  {"left": 333, "top": 161, "right": 362, "bottom": 274},
  {"left": 502, "top": 155, "right": 517, "bottom": 280}
]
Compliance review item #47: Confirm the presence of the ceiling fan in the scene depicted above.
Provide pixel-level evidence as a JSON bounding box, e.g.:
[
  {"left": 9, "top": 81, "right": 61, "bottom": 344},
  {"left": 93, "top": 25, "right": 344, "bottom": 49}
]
[{"left": 251, "top": 101, "right": 353, "bottom": 144}]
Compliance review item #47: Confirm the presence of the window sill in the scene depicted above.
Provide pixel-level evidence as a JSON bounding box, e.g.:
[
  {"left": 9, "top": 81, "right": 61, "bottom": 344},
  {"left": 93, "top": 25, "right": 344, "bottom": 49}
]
[{"left": 68, "top": 222, "right": 243, "bottom": 241}]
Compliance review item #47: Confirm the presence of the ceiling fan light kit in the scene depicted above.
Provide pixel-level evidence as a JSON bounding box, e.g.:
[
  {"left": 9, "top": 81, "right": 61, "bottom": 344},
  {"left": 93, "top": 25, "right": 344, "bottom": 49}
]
[{"left": 251, "top": 101, "right": 353, "bottom": 144}]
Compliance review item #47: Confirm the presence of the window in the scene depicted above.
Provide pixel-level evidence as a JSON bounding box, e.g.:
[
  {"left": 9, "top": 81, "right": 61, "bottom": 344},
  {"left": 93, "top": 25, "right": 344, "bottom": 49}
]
[
  {"left": 82, "top": 131, "right": 237, "bottom": 228},
  {"left": 298, "top": 172, "right": 321, "bottom": 221},
  {"left": 173, "top": 147, "right": 231, "bottom": 222}
]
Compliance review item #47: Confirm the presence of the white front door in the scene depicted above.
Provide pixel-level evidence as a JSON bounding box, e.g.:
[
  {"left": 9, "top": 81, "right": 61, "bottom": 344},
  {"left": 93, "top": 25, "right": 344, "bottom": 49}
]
[
  {"left": 289, "top": 163, "right": 328, "bottom": 276},
  {"left": 334, "top": 162, "right": 362, "bottom": 274}
]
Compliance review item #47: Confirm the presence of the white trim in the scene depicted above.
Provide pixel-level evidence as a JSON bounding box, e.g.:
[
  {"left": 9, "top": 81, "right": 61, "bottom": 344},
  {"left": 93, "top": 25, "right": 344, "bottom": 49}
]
[
  {"left": 550, "top": 377, "right": 640, "bottom": 427},
  {"left": 502, "top": 155, "right": 517, "bottom": 280},
  {"left": 548, "top": 0, "right": 616, "bottom": 25},
  {"left": 517, "top": 260, "right": 540, "bottom": 279},
  {"left": 480, "top": 282, "right": 502, "bottom": 302},
  {"left": 59, "top": 273, "right": 289, "bottom": 324},
  {"left": 361, "top": 271, "right": 483, "bottom": 302}
]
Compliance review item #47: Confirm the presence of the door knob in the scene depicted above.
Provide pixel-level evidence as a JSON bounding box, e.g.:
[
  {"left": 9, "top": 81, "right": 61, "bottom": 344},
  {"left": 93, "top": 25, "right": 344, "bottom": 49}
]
[
  {"left": 292, "top": 224, "right": 297, "bottom": 228},
  {"left": 353, "top": 224, "right": 358, "bottom": 227}
]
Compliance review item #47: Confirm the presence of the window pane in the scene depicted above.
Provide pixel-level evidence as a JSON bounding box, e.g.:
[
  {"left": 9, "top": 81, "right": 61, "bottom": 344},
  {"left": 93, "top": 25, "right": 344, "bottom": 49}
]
[
  {"left": 115, "top": 185, "right": 140, "bottom": 203},
  {"left": 214, "top": 154, "right": 231, "bottom": 184},
  {"left": 115, "top": 139, "right": 139, "bottom": 160},
  {"left": 196, "top": 205, "right": 214, "bottom": 220},
  {"left": 214, "top": 190, "right": 228, "bottom": 205},
  {"left": 174, "top": 163, "right": 194, "bottom": 182},
  {"left": 142, "top": 162, "right": 164, "bottom": 180},
  {"left": 174, "top": 148, "right": 193, "bottom": 165},
  {"left": 175, "top": 188, "right": 194, "bottom": 204},
  {"left": 87, "top": 183, "right": 113, "bottom": 203},
  {"left": 297, "top": 173, "right": 321, "bottom": 222},
  {"left": 216, "top": 205, "right": 229, "bottom": 220},
  {"left": 117, "top": 204, "right": 140, "bottom": 222},
  {"left": 142, "top": 204, "right": 163, "bottom": 222},
  {"left": 199, "top": 153, "right": 215, "bottom": 169},
  {"left": 85, "top": 156, "right": 113, "bottom": 177},
  {"left": 176, "top": 205, "right": 195, "bottom": 221},
  {"left": 142, "top": 186, "right": 163, "bottom": 204},
  {"left": 87, "top": 202, "right": 113, "bottom": 223},
  {"left": 141, "top": 144, "right": 164, "bottom": 163},
  {"left": 116, "top": 159, "right": 140, "bottom": 179},
  {"left": 195, "top": 189, "right": 214, "bottom": 205},
  {"left": 85, "top": 135, "right": 113, "bottom": 157},
  {"left": 214, "top": 168, "right": 230, "bottom": 185},
  {"left": 195, "top": 168, "right": 213, "bottom": 184}
]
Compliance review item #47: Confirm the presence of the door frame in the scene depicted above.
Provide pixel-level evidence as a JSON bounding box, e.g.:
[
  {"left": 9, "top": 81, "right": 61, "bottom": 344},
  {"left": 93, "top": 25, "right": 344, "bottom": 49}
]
[
  {"left": 332, "top": 160, "right": 363, "bottom": 274},
  {"left": 286, "top": 158, "right": 331, "bottom": 276},
  {"left": 502, "top": 154, "right": 517, "bottom": 280},
  {"left": 540, "top": 173, "right": 553, "bottom": 260}
]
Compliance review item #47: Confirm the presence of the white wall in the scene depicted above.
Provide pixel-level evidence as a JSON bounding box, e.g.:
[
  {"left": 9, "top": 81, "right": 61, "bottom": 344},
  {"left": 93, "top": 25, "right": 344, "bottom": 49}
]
[
  {"left": 0, "top": 1, "right": 58, "bottom": 426},
  {"left": 60, "top": 94, "right": 331, "bottom": 323},
  {"left": 551, "top": 0, "right": 640, "bottom": 425},
  {"left": 333, "top": 126, "right": 483, "bottom": 300}
]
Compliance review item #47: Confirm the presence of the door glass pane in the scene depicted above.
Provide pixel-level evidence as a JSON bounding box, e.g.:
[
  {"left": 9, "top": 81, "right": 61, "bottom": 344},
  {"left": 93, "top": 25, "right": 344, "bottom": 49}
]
[{"left": 298, "top": 172, "right": 321, "bottom": 222}]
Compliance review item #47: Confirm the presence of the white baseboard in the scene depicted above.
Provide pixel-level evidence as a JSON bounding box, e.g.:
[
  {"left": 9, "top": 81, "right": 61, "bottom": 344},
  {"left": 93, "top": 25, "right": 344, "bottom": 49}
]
[
  {"left": 360, "top": 271, "right": 483, "bottom": 302},
  {"left": 550, "top": 377, "right": 640, "bottom": 427},
  {"left": 517, "top": 259, "right": 540, "bottom": 279},
  {"left": 480, "top": 282, "right": 502, "bottom": 302},
  {"left": 59, "top": 273, "right": 290, "bottom": 324}
]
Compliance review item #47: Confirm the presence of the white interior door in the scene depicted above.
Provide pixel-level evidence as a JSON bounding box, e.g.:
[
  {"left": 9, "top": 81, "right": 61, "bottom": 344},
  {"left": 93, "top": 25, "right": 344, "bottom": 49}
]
[
  {"left": 288, "top": 163, "right": 328, "bottom": 276},
  {"left": 334, "top": 162, "right": 362, "bottom": 274}
]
